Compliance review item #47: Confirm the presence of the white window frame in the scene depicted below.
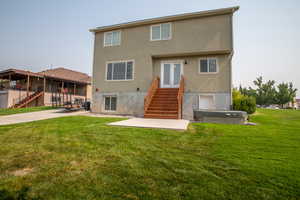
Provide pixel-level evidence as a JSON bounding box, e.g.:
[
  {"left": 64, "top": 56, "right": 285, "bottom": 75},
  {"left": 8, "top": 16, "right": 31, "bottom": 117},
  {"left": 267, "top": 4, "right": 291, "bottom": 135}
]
[
  {"left": 103, "top": 95, "right": 117, "bottom": 112},
  {"left": 199, "top": 57, "right": 219, "bottom": 74},
  {"left": 160, "top": 60, "right": 184, "bottom": 88},
  {"left": 198, "top": 94, "right": 216, "bottom": 110},
  {"left": 105, "top": 60, "right": 134, "bottom": 81},
  {"left": 150, "top": 23, "right": 172, "bottom": 41},
  {"left": 103, "top": 31, "right": 121, "bottom": 47}
]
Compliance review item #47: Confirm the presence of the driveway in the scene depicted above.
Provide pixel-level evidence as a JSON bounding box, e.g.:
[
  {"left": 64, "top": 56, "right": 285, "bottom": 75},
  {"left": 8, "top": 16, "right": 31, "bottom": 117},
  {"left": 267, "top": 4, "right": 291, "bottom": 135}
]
[{"left": 0, "top": 109, "right": 88, "bottom": 126}]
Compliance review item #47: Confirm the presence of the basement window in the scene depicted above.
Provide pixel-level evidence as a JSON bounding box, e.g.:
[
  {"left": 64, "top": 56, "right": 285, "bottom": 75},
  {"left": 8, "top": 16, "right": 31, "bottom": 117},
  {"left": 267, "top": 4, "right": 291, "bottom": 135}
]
[{"left": 104, "top": 96, "right": 117, "bottom": 111}]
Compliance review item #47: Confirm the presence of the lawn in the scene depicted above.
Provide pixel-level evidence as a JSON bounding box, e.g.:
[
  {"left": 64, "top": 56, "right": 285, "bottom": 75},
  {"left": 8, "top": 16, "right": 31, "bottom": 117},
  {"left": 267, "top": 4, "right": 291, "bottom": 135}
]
[
  {"left": 0, "top": 106, "right": 54, "bottom": 116},
  {"left": 0, "top": 109, "right": 299, "bottom": 200}
]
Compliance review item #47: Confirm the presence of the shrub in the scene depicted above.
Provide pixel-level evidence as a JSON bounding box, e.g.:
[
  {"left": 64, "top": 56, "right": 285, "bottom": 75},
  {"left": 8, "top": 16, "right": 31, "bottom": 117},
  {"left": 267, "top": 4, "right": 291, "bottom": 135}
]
[{"left": 233, "top": 89, "right": 256, "bottom": 114}]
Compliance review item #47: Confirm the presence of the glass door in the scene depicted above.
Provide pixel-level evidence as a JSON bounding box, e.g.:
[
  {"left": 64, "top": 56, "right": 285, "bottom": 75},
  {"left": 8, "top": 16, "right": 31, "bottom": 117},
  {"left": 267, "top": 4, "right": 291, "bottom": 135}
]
[{"left": 161, "top": 61, "right": 182, "bottom": 88}]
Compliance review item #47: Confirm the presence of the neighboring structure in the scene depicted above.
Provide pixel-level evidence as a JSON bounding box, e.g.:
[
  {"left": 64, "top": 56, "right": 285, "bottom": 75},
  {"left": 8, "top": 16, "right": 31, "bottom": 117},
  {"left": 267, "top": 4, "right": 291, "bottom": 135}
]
[
  {"left": 0, "top": 67, "right": 91, "bottom": 108},
  {"left": 90, "top": 6, "right": 239, "bottom": 119},
  {"left": 296, "top": 99, "right": 300, "bottom": 109}
]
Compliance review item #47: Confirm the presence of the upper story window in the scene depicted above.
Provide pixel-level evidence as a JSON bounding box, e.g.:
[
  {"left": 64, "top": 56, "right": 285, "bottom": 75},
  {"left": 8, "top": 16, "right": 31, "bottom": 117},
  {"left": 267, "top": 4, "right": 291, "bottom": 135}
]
[
  {"left": 106, "top": 60, "right": 134, "bottom": 81},
  {"left": 150, "top": 23, "right": 172, "bottom": 41},
  {"left": 199, "top": 58, "right": 218, "bottom": 73},
  {"left": 104, "top": 31, "right": 121, "bottom": 47}
]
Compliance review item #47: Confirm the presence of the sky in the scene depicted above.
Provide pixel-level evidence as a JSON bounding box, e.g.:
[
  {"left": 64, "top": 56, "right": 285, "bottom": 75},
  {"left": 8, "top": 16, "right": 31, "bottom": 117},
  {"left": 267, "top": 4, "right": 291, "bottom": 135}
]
[{"left": 0, "top": 0, "right": 299, "bottom": 97}]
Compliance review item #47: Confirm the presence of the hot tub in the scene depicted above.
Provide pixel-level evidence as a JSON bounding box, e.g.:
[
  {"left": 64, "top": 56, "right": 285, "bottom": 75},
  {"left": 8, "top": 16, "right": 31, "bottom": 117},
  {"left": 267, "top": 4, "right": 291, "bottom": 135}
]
[{"left": 193, "top": 110, "right": 248, "bottom": 124}]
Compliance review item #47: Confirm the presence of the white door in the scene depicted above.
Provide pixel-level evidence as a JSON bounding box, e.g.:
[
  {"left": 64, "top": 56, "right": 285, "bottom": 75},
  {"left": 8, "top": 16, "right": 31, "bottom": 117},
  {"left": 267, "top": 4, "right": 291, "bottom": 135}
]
[{"left": 161, "top": 61, "right": 183, "bottom": 88}]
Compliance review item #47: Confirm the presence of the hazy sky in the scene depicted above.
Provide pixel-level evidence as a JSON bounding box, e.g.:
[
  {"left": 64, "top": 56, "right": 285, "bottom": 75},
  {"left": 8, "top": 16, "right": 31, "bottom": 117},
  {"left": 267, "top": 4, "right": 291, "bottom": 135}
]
[{"left": 0, "top": 0, "right": 299, "bottom": 96}]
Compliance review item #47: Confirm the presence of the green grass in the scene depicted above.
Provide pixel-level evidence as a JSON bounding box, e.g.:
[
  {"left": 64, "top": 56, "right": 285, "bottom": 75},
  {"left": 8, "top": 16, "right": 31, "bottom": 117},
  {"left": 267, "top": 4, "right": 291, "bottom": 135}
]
[
  {"left": 0, "top": 109, "right": 299, "bottom": 200},
  {"left": 0, "top": 106, "right": 54, "bottom": 116}
]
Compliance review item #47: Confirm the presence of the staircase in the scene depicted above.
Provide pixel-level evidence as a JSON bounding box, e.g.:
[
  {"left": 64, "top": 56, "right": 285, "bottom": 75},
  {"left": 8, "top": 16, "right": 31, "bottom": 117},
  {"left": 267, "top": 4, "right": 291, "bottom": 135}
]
[
  {"left": 144, "top": 76, "right": 184, "bottom": 119},
  {"left": 145, "top": 88, "right": 179, "bottom": 119},
  {"left": 11, "top": 91, "right": 44, "bottom": 108}
]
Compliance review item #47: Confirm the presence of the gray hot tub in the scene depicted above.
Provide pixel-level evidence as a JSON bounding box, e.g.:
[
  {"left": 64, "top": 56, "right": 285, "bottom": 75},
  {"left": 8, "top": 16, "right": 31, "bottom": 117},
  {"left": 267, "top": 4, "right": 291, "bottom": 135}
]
[{"left": 193, "top": 110, "right": 248, "bottom": 124}]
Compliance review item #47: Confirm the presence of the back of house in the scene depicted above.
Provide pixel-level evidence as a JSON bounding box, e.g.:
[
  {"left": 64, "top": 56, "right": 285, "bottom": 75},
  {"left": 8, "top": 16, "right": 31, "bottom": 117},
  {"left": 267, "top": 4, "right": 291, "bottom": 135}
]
[{"left": 90, "top": 6, "right": 239, "bottom": 120}]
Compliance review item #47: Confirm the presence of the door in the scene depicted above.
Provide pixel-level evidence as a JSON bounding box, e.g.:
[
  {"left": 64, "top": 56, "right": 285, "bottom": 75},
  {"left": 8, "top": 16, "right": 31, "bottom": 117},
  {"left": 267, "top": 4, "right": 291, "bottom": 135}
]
[{"left": 161, "top": 61, "right": 183, "bottom": 88}]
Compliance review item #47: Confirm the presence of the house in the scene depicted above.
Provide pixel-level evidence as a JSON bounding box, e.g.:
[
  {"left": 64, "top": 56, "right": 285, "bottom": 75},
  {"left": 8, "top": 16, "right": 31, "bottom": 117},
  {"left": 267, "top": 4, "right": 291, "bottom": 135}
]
[
  {"left": 90, "top": 6, "right": 239, "bottom": 119},
  {"left": 0, "top": 67, "right": 91, "bottom": 108}
]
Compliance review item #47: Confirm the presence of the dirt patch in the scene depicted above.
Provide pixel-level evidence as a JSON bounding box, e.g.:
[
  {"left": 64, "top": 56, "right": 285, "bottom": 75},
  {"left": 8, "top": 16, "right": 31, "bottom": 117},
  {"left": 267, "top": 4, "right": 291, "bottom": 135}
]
[{"left": 11, "top": 168, "right": 34, "bottom": 176}]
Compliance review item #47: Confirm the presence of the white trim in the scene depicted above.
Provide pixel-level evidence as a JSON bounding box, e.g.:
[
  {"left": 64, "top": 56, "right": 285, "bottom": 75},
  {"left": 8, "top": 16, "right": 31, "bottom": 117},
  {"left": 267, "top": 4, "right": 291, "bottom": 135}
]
[
  {"left": 103, "top": 30, "right": 121, "bottom": 47},
  {"left": 105, "top": 60, "right": 135, "bottom": 81},
  {"left": 160, "top": 60, "right": 184, "bottom": 88},
  {"left": 198, "top": 94, "right": 216, "bottom": 110},
  {"left": 198, "top": 57, "right": 219, "bottom": 74},
  {"left": 150, "top": 23, "right": 172, "bottom": 41}
]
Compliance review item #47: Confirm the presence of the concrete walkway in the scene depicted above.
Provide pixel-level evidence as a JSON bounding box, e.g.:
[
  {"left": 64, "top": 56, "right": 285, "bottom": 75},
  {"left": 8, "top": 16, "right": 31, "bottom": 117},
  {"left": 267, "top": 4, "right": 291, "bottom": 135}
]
[
  {"left": 0, "top": 110, "right": 189, "bottom": 130},
  {"left": 0, "top": 109, "right": 88, "bottom": 126},
  {"left": 108, "top": 118, "right": 190, "bottom": 130}
]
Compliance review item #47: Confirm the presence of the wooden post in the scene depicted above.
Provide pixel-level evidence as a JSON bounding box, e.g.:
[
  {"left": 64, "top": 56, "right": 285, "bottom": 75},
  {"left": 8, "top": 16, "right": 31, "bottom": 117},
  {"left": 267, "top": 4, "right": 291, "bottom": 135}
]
[
  {"left": 51, "top": 79, "right": 54, "bottom": 107},
  {"left": 73, "top": 83, "right": 76, "bottom": 95},
  {"left": 43, "top": 76, "right": 46, "bottom": 105},
  {"left": 8, "top": 74, "right": 11, "bottom": 89},
  {"left": 26, "top": 74, "right": 30, "bottom": 97}
]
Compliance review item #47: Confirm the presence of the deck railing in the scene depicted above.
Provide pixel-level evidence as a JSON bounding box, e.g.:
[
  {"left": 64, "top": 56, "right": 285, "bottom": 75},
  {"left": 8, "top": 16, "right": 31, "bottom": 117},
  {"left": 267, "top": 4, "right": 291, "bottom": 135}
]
[
  {"left": 144, "top": 77, "right": 160, "bottom": 112},
  {"left": 177, "top": 75, "right": 184, "bottom": 119}
]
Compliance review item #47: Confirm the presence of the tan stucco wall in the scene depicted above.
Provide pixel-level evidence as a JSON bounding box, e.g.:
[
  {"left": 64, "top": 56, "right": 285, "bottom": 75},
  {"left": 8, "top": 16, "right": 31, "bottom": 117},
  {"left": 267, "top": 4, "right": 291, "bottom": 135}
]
[{"left": 92, "top": 14, "right": 233, "bottom": 94}]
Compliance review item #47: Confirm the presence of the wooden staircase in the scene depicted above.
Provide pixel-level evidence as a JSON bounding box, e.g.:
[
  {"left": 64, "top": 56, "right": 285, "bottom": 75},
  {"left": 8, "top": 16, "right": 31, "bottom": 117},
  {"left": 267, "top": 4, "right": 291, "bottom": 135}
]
[
  {"left": 11, "top": 91, "right": 44, "bottom": 108},
  {"left": 144, "top": 76, "right": 184, "bottom": 119}
]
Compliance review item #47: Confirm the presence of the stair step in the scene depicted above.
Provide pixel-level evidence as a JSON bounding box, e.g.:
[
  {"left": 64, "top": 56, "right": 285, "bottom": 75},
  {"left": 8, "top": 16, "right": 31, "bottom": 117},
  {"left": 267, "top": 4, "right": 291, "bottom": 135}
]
[
  {"left": 148, "top": 107, "right": 178, "bottom": 111},
  {"left": 144, "top": 113, "right": 178, "bottom": 119},
  {"left": 145, "top": 110, "right": 178, "bottom": 114}
]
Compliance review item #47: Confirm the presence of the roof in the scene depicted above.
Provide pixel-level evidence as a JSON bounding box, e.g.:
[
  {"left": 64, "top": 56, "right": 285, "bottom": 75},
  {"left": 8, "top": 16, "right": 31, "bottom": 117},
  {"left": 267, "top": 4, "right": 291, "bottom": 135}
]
[
  {"left": 0, "top": 68, "right": 44, "bottom": 78},
  {"left": 90, "top": 6, "right": 239, "bottom": 33},
  {"left": 0, "top": 67, "right": 91, "bottom": 84},
  {"left": 40, "top": 68, "right": 91, "bottom": 84}
]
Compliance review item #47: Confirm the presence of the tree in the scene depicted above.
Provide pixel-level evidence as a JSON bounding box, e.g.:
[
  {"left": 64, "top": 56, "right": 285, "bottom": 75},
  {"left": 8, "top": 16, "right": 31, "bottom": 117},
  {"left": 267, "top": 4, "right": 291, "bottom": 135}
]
[
  {"left": 232, "top": 88, "right": 256, "bottom": 114},
  {"left": 239, "top": 85, "right": 256, "bottom": 98},
  {"left": 253, "top": 76, "right": 277, "bottom": 106},
  {"left": 276, "top": 82, "right": 297, "bottom": 108}
]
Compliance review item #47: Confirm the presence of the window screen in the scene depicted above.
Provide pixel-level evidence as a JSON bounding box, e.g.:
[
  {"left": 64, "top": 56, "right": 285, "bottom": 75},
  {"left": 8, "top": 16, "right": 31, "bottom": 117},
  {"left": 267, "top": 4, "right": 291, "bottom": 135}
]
[
  {"left": 200, "top": 58, "right": 218, "bottom": 73},
  {"left": 105, "top": 96, "right": 117, "bottom": 111},
  {"left": 161, "top": 23, "right": 171, "bottom": 40},
  {"left": 106, "top": 61, "right": 133, "bottom": 80},
  {"left": 104, "top": 31, "right": 121, "bottom": 46},
  {"left": 151, "top": 23, "right": 171, "bottom": 40}
]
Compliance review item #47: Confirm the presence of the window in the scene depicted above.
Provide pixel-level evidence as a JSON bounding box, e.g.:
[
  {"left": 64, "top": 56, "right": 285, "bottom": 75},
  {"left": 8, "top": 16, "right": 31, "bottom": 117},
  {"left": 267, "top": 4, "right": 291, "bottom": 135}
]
[
  {"left": 104, "top": 31, "right": 121, "bottom": 46},
  {"left": 151, "top": 23, "right": 171, "bottom": 41},
  {"left": 199, "top": 95, "right": 215, "bottom": 110},
  {"left": 106, "top": 60, "right": 134, "bottom": 81},
  {"left": 104, "top": 96, "right": 117, "bottom": 111},
  {"left": 199, "top": 58, "right": 218, "bottom": 73}
]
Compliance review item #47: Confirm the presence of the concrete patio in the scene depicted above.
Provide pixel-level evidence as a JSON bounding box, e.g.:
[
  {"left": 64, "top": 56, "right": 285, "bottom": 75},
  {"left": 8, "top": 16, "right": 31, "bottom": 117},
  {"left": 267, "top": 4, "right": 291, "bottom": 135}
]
[{"left": 108, "top": 118, "right": 190, "bottom": 130}]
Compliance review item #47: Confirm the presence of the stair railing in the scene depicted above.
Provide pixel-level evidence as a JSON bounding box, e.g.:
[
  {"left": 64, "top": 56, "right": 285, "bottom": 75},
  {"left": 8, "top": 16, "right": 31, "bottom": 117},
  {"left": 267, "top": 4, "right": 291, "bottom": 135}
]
[
  {"left": 12, "top": 93, "right": 28, "bottom": 107},
  {"left": 144, "top": 77, "right": 160, "bottom": 113},
  {"left": 177, "top": 75, "right": 184, "bottom": 119}
]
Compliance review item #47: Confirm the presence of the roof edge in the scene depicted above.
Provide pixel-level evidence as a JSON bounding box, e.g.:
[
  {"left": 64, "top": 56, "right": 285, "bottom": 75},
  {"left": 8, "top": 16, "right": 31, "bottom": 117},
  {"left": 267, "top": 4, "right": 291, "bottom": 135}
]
[{"left": 90, "top": 6, "right": 239, "bottom": 33}]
